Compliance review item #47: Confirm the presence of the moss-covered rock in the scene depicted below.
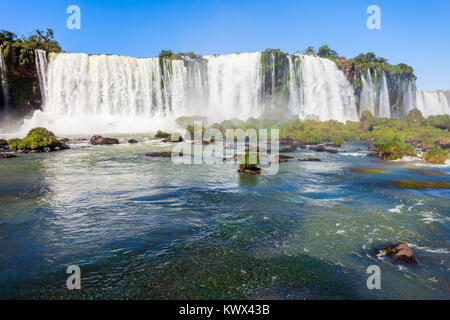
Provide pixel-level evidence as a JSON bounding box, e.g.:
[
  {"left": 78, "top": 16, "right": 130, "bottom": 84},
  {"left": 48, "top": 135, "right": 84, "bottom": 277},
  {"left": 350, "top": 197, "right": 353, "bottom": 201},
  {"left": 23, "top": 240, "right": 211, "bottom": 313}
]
[
  {"left": 422, "top": 147, "right": 449, "bottom": 164},
  {"left": 7, "top": 127, "right": 69, "bottom": 152}
]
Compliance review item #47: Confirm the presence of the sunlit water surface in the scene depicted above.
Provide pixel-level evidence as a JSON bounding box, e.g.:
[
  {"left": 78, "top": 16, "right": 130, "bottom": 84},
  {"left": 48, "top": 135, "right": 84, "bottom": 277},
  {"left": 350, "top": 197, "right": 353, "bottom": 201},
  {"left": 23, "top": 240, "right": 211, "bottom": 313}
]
[{"left": 0, "top": 138, "right": 449, "bottom": 299}]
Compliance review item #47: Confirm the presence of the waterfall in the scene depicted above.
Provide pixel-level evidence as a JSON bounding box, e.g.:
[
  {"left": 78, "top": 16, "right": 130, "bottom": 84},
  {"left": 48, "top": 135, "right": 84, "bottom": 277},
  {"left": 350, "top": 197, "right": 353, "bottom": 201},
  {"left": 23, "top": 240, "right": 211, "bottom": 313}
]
[
  {"left": 359, "top": 69, "right": 376, "bottom": 116},
  {"left": 23, "top": 51, "right": 362, "bottom": 134},
  {"left": 0, "top": 46, "right": 9, "bottom": 117},
  {"left": 415, "top": 91, "right": 450, "bottom": 117},
  {"left": 35, "top": 49, "right": 49, "bottom": 104},
  {"left": 204, "top": 52, "right": 263, "bottom": 121},
  {"left": 377, "top": 71, "right": 390, "bottom": 118},
  {"left": 295, "top": 55, "right": 358, "bottom": 122},
  {"left": 402, "top": 80, "right": 415, "bottom": 114}
]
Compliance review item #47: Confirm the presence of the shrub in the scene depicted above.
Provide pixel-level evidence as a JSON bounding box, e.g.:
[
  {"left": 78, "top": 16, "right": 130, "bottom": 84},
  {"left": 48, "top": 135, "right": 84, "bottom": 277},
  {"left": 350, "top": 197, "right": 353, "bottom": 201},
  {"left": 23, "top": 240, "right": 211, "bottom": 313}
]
[
  {"left": 422, "top": 147, "right": 449, "bottom": 164},
  {"left": 375, "top": 136, "right": 416, "bottom": 160},
  {"left": 331, "top": 136, "right": 345, "bottom": 146},
  {"left": 238, "top": 152, "right": 260, "bottom": 170}
]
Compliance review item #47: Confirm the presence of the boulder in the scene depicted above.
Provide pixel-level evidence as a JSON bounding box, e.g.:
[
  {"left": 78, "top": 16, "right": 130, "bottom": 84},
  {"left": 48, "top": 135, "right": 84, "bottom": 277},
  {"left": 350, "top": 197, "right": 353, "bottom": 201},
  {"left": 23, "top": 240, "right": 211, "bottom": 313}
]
[
  {"left": 128, "top": 139, "right": 138, "bottom": 144},
  {"left": 377, "top": 243, "right": 418, "bottom": 265},
  {"left": 310, "top": 145, "right": 338, "bottom": 153},
  {"left": 280, "top": 145, "right": 298, "bottom": 153},
  {"left": 7, "top": 127, "right": 70, "bottom": 152},
  {"left": 90, "top": 135, "right": 119, "bottom": 145}
]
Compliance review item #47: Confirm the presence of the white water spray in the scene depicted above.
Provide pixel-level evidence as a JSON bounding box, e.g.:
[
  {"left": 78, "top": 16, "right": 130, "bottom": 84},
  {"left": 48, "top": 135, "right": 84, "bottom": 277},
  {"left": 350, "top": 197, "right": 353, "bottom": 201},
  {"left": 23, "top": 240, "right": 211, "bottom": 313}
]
[
  {"left": 22, "top": 51, "right": 362, "bottom": 134},
  {"left": 0, "top": 46, "right": 9, "bottom": 117}
]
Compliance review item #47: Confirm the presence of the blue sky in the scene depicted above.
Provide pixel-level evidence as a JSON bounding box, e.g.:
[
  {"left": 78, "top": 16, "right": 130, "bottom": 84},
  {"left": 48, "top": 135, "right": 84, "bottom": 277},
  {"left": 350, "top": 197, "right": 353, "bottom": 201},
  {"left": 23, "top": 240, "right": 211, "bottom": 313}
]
[{"left": 1, "top": 0, "right": 449, "bottom": 90}]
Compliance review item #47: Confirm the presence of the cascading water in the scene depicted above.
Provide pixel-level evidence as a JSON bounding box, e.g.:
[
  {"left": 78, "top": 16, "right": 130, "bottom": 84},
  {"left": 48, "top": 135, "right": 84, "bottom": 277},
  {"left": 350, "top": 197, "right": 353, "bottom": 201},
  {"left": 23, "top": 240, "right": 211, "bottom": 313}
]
[
  {"left": 377, "top": 71, "right": 390, "bottom": 118},
  {"left": 359, "top": 69, "right": 376, "bottom": 116},
  {"left": 295, "top": 55, "right": 358, "bottom": 122},
  {"left": 415, "top": 91, "right": 450, "bottom": 117},
  {"left": 35, "top": 49, "right": 48, "bottom": 103},
  {"left": 0, "top": 46, "right": 9, "bottom": 117},
  {"left": 402, "top": 80, "right": 415, "bottom": 114},
  {"left": 23, "top": 51, "right": 361, "bottom": 134}
]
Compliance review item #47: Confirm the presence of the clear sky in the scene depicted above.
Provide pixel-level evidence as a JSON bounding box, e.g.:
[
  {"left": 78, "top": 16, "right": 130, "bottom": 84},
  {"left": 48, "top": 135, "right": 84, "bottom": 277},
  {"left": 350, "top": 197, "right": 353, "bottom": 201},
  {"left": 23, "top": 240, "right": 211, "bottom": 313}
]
[{"left": 1, "top": 0, "right": 449, "bottom": 90}]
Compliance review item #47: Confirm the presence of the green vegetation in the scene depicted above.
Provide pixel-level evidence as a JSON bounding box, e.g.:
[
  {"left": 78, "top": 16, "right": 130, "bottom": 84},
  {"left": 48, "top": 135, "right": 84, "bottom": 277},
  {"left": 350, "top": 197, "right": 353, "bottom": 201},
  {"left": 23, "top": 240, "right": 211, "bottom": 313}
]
[
  {"left": 316, "top": 45, "right": 339, "bottom": 59},
  {"left": 158, "top": 50, "right": 202, "bottom": 60},
  {"left": 238, "top": 152, "right": 260, "bottom": 171},
  {"left": 1, "top": 29, "right": 61, "bottom": 53},
  {"left": 155, "top": 130, "right": 170, "bottom": 139},
  {"left": 394, "top": 180, "right": 450, "bottom": 190},
  {"left": 374, "top": 136, "right": 416, "bottom": 160},
  {"left": 186, "top": 124, "right": 206, "bottom": 140},
  {"left": 204, "top": 109, "right": 449, "bottom": 164},
  {"left": 7, "top": 127, "right": 64, "bottom": 151},
  {"left": 422, "top": 147, "right": 449, "bottom": 164}
]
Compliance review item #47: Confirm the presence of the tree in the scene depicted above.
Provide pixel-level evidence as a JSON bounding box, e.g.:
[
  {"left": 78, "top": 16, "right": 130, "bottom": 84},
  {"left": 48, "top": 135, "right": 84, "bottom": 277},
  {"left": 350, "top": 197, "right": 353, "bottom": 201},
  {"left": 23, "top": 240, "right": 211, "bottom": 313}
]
[
  {"left": 158, "top": 50, "right": 174, "bottom": 59},
  {"left": 0, "top": 30, "right": 17, "bottom": 44},
  {"left": 317, "top": 45, "right": 338, "bottom": 59},
  {"left": 303, "top": 46, "right": 316, "bottom": 55}
]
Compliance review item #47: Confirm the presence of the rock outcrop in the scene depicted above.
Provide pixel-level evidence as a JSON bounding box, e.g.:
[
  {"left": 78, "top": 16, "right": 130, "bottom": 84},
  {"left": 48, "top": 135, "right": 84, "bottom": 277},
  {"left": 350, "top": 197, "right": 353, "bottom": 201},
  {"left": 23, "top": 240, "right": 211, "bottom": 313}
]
[
  {"left": 377, "top": 243, "right": 418, "bottom": 265},
  {"left": 7, "top": 127, "right": 70, "bottom": 152},
  {"left": 90, "top": 135, "right": 119, "bottom": 145}
]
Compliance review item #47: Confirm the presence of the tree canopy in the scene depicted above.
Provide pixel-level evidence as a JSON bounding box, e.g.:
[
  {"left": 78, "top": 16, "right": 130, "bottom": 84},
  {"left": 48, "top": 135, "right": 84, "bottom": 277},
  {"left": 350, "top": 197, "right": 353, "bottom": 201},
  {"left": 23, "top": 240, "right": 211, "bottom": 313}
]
[{"left": 0, "top": 29, "right": 62, "bottom": 52}]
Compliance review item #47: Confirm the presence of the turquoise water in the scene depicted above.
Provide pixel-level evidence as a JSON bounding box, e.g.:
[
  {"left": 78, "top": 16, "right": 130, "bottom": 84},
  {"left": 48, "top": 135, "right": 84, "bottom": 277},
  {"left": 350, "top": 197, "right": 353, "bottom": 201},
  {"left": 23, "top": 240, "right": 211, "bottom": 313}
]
[{"left": 0, "top": 138, "right": 449, "bottom": 299}]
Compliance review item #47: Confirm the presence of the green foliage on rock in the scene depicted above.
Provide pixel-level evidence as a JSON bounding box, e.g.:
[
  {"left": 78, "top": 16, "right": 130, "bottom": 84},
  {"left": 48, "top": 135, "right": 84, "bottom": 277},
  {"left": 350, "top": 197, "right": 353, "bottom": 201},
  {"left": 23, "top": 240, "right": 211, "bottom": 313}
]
[
  {"left": 374, "top": 136, "right": 416, "bottom": 160},
  {"left": 7, "top": 127, "right": 65, "bottom": 151},
  {"left": 238, "top": 152, "right": 260, "bottom": 171},
  {"left": 405, "top": 108, "right": 426, "bottom": 127},
  {"left": 422, "top": 147, "right": 449, "bottom": 164}
]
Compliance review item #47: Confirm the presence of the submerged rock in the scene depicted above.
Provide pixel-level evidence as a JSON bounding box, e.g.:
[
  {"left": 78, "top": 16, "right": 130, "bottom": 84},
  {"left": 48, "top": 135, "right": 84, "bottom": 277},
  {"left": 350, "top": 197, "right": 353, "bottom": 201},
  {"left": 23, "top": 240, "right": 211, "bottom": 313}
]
[
  {"left": 268, "top": 155, "right": 293, "bottom": 164},
  {"left": 145, "top": 151, "right": 183, "bottom": 157},
  {"left": 280, "top": 145, "right": 298, "bottom": 153},
  {"left": 394, "top": 180, "right": 450, "bottom": 190},
  {"left": 90, "top": 135, "right": 119, "bottom": 145},
  {"left": 403, "top": 168, "right": 450, "bottom": 177},
  {"left": 351, "top": 169, "right": 389, "bottom": 174},
  {"left": 128, "top": 139, "right": 138, "bottom": 144},
  {"left": 237, "top": 167, "right": 261, "bottom": 174},
  {"left": 377, "top": 243, "right": 418, "bottom": 265},
  {"left": 0, "top": 153, "right": 17, "bottom": 159},
  {"left": 298, "top": 158, "right": 321, "bottom": 162}
]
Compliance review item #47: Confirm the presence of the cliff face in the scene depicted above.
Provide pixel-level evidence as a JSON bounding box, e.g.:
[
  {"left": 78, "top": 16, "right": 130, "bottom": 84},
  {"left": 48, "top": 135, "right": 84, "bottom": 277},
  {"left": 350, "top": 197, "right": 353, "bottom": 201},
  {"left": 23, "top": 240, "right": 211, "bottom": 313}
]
[
  {"left": 0, "top": 45, "right": 42, "bottom": 123},
  {"left": 334, "top": 57, "right": 416, "bottom": 117}
]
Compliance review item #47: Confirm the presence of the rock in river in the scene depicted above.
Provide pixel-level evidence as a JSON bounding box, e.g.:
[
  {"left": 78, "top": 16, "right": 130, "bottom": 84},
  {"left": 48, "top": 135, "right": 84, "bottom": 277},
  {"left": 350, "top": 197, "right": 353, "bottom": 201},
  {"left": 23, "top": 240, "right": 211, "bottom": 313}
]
[
  {"left": 377, "top": 243, "right": 418, "bottom": 265},
  {"left": 91, "top": 135, "right": 119, "bottom": 145}
]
